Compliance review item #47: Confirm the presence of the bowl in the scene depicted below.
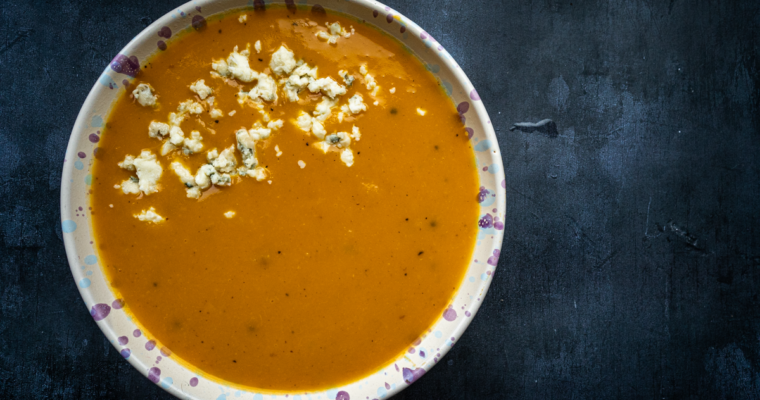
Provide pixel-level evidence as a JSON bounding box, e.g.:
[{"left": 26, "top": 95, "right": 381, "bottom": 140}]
[{"left": 61, "top": 0, "right": 505, "bottom": 398}]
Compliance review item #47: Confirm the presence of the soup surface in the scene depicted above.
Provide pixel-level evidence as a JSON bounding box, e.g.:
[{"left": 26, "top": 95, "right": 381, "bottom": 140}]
[{"left": 91, "top": 6, "right": 478, "bottom": 391}]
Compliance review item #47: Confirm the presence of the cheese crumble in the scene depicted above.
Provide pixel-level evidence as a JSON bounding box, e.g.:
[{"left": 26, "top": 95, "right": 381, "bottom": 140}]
[
  {"left": 190, "top": 79, "right": 213, "bottom": 100},
  {"left": 133, "top": 83, "right": 157, "bottom": 107},
  {"left": 118, "top": 150, "right": 162, "bottom": 195},
  {"left": 224, "top": 211, "right": 236, "bottom": 218},
  {"left": 135, "top": 207, "right": 164, "bottom": 224}
]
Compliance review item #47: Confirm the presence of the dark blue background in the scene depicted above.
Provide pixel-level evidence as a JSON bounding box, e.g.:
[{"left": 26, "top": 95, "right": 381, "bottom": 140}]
[{"left": 2, "top": 0, "right": 759, "bottom": 398}]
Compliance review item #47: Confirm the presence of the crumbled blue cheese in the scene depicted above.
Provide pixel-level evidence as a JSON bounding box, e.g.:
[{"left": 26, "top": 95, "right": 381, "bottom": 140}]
[
  {"left": 135, "top": 207, "right": 164, "bottom": 224},
  {"left": 248, "top": 73, "right": 278, "bottom": 102},
  {"left": 314, "top": 97, "right": 337, "bottom": 121},
  {"left": 296, "top": 112, "right": 313, "bottom": 133},
  {"left": 245, "top": 167, "right": 268, "bottom": 181},
  {"left": 171, "top": 161, "right": 201, "bottom": 199},
  {"left": 267, "top": 119, "right": 284, "bottom": 130},
  {"left": 340, "top": 148, "right": 354, "bottom": 167},
  {"left": 298, "top": 160, "right": 306, "bottom": 169},
  {"left": 254, "top": 40, "right": 262, "bottom": 53},
  {"left": 347, "top": 94, "right": 367, "bottom": 114},
  {"left": 212, "top": 146, "right": 238, "bottom": 174},
  {"left": 281, "top": 63, "right": 318, "bottom": 102},
  {"left": 183, "top": 130, "right": 204, "bottom": 154},
  {"left": 238, "top": 14, "right": 247, "bottom": 23},
  {"left": 195, "top": 147, "right": 236, "bottom": 188},
  {"left": 417, "top": 108, "right": 426, "bottom": 116},
  {"left": 316, "top": 22, "right": 354, "bottom": 44},
  {"left": 133, "top": 83, "right": 157, "bottom": 107},
  {"left": 148, "top": 121, "right": 170, "bottom": 139},
  {"left": 390, "top": 87, "right": 396, "bottom": 94},
  {"left": 339, "top": 70, "right": 355, "bottom": 87},
  {"left": 210, "top": 108, "right": 224, "bottom": 118},
  {"left": 178, "top": 100, "right": 204, "bottom": 115},
  {"left": 213, "top": 46, "right": 258, "bottom": 82},
  {"left": 225, "top": 211, "right": 236, "bottom": 218},
  {"left": 235, "top": 129, "right": 259, "bottom": 171},
  {"left": 275, "top": 145, "right": 283, "bottom": 157},
  {"left": 118, "top": 150, "right": 162, "bottom": 195},
  {"left": 359, "top": 64, "right": 380, "bottom": 95},
  {"left": 307, "top": 77, "right": 347, "bottom": 99},
  {"left": 168, "top": 112, "right": 185, "bottom": 127},
  {"left": 270, "top": 46, "right": 297, "bottom": 76},
  {"left": 325, "top": 131, "right": 351, "bottom": 149},
  {"left": 351, "top": 125, "right": 361, "bottom": 141},
  {"left": 190, "top": 79, "right": 213, "bottom": 100}
]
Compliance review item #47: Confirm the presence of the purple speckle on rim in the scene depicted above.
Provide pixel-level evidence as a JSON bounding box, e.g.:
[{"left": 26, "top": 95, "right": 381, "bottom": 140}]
[
  {"left": 157, "top": 41, "right": 167, "bottom": 51},
  {"left": 77, "top": 152, "right": 86, "bottom": 159},
  {"left": 402, "top": 367, "right": 426, "bottom": 384},
  {"left": 400, "top": 25, "right": 406, "bottom": 33},
  {"left": 487, "top": 249, "right": 501, "bottom": 266},
  {"left": 111, "top": 299, "right": 124, "bottom": 309},
  {"left": 122, "top": 79, "right": 130, "bottom": 88},
  {"left": 189, "top": 377, "right": 199, "bottom": 387},
  {"left": 110, "top": 54, "right": 140, "bottom": 78},
  {"left": 470, "top": 89, "right": 481, "bottom": 101},
  {"left": 373, "top": 10, "right": 378, "bottom": 18},
  {"left": 443, "top": 307, "right": 457, "bottom": 321},
  {"left": 133, "top": 329, "right": 141, "bottom": 337},
  {"left": 89, "top": 133, "right": 100, "bottom": 143},
  {"left": 120, "top": 349, "right": 131, "bottom": 358},
  {"left": 385, "top": 382, "right": 391, "bottom": 390},
  {"left": 90, "top": 304, "right": 110, "bottom": 321},
  {"left": 477, "top": 186, "right": 489, "bottom": 203},
  {"left": 457, "top": 101, "right": 470, "bottom": 114},
  {"left": 465, "top": 127, "right": 474, "bottom": 139},
  {"left": 160, "top": 347, "right": 172, "bottom": 357},
  {"left": 408, "top": 347, "right": 415, "bottom": 354},
  {"left": 420, "top": 350, "right": 426, "bottom": 357},
  {"left": 146, "top": 340, "right": 156, "bottom": 351},
  {"left": 157, "top": 26, "right": 172, "bottom": 38},
  {"left": 311, "top": 4, "right": 325, "bottom": 14},
  {"left": 386, "top": 14, "right": 393, "bottom": 23},
  {"left": 195, "top": 6, "right": 201, "bottom": 12},
  {"left": 148, "top": 367, "right": 161, "bottom": 384},
  {"left": 253, "top": 0, "right": 265, "bottom": 10},
  {"left": 479, "top": 214, "right": 494, "bottom": 229},
  {"left": 336, "top": 391, "right": 350, "bottom": 400},
  {"left": 465, "top": 311, "right": 472, "bottom": 317},
  {"left": 118, "top": 336, "right": 128, "bottom": 345},
  {"left": 191, "top": 15, "right": 206, "bottom": 31},
  {"left": 494, "top": 220, "right": 504, "bottom": 230}
]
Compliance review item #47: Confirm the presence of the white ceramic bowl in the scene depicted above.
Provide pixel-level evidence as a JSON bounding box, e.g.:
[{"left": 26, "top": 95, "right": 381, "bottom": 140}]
[{"left": 61, "top": 1, "right": 505, "bottom": 398}]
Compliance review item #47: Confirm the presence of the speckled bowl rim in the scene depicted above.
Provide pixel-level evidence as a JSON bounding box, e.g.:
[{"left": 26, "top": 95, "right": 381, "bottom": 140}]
[{"left": 61, "top": 1, "right": 505, "bottom": 399}]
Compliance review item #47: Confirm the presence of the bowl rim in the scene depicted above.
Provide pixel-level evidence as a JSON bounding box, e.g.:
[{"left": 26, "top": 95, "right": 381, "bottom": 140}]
[{"left": 61, "top": 0, "right": 505, "bottom": 398}]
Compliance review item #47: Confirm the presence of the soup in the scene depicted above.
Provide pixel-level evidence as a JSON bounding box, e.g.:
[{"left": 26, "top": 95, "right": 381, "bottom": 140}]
[{"left": 91, "top": 5, "right": 478, "bottom": 391}]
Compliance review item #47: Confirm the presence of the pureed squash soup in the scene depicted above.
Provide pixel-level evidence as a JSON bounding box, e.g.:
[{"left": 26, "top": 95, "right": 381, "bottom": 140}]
[{"left": 91, "top": 5, "right": 478, "bottom": 391}]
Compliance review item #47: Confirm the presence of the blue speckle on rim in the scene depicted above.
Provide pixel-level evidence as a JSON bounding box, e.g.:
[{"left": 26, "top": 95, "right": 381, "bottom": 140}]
[
  {"left": 74, "top": 160, "right": 84, "bottom": 170},
  {"left": 84, "top": 255, "right": 98, "bottom": 265},
  {"left": 62, "top": 220, "right": 77, "bottom": 233},
  {"left": 79, "top": 278, "right": 91, "bottom": 288}
]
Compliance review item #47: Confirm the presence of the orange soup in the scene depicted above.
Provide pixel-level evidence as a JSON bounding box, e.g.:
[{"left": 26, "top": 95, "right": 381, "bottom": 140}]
[{"left": 91, "top": 6, "right": 478, "bottom": 391}]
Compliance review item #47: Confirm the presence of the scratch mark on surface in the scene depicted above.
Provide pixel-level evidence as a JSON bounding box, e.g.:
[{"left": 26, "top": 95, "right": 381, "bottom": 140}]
[{"left": 509, "top": 119, "right": 559, "bottom": 137}]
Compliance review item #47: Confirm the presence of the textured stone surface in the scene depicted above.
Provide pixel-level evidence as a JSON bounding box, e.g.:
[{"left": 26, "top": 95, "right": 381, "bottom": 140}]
[{"left": 1, "top": 0, "right": 759, "bottom": 399}]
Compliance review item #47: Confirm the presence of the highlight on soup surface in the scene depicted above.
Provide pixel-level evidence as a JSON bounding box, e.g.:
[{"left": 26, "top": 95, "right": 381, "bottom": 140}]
[{"left": 90, "top": 5, "right": 479, "bottom": 391}]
